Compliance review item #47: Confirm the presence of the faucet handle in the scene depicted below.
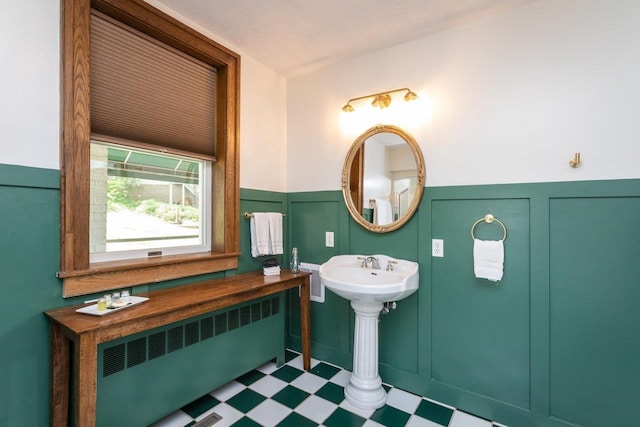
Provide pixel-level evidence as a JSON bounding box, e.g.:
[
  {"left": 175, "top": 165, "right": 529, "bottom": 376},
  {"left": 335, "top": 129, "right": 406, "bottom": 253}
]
[
  {"left": 386, "top": 260, "right": 398, "bottom": 271},
  {"left": 357, "top": 256, "right": 367, "bottom": 268}
]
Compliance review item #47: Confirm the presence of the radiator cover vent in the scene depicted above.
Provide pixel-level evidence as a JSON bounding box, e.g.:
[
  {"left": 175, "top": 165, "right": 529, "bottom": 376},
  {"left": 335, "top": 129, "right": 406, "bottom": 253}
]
[
  {"left": 102, "top": 296, "right": 280, "bottom": 377},
  {"left": 103, "top": 343, "right": 126, "bottom": 377},
  {"left": 148, "top": 331, "right": 166, "bottom": 361},
  {"left": 185, "top": 321, "right": 200, "bottom": 347}
]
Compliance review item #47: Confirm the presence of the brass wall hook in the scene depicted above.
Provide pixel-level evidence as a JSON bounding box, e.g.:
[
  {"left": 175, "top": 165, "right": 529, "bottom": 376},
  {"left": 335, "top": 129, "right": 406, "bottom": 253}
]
[{"left": 569, "top": 152, "right": 582, "bottom": 168}]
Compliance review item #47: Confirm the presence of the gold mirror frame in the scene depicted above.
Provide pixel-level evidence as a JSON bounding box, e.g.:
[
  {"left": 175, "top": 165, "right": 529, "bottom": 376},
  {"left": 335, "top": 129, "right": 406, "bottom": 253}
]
[{"left": 342, "top": 125, "right": 425, "bottom": 233}]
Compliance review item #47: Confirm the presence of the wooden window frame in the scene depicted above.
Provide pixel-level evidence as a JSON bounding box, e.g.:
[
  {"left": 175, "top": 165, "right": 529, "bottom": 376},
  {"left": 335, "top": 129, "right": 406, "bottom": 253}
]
[{"left": 59, "top": 0, "right": 241, "bottom": 297}]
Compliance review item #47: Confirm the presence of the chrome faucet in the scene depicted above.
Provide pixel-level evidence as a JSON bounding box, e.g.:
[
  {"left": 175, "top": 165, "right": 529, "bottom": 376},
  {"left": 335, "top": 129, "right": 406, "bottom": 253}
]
[{"left": 364, "top": 256, "right": 380, "bottom": 270}]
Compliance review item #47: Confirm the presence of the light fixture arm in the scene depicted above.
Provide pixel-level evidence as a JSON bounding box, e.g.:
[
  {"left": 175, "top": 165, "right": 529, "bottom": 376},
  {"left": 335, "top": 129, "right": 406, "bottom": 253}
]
[{"left": 342, "top": 87, "right": 418, "bottom": 112}]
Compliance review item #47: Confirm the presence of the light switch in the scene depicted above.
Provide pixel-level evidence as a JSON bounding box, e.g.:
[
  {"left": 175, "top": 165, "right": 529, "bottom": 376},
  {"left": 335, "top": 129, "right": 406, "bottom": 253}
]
[
  {"left": 326, "top": 231, "right": 334, "bottom": 247},
  {"left": 432, "top": 239, "right": 444, "bottom": 257}
]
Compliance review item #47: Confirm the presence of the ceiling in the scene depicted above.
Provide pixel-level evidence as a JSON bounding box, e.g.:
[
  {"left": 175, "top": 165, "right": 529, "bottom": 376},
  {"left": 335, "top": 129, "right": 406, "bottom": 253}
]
[{"left": 153, "top": 0, "right": 537, "bottom": 77}]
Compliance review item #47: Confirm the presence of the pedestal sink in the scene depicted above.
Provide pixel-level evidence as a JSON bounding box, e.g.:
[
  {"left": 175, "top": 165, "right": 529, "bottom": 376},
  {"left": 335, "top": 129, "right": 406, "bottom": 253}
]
[{"left": 319, "top": 255, "right": 419, "bottom": 410}]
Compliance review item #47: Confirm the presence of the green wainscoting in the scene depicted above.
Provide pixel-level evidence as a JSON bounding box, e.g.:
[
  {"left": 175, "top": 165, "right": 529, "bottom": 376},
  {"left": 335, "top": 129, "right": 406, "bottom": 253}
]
[
  {"left": 239, "top": 189, "right": 288, "bottom": 273},
  {"left": 286, "top": 180, "right": 640, "bottom": 427},
  {"left": 285, "top": 192, "right": 353, "bottom": 369},
  {"left": 0, "top": 165, "right": 77, "bottom": 427},
  {"left": 0, "top": 168, "right": 293, "bottom": 426},
  {"left": 549, "top": 196, "right": 640, "bottom": 426},
  {"left": 2, "top": 162, "right": 639, "bottom": 427},
  {"left": 430, "top": 198, "right": 531, "bottom": 410}
]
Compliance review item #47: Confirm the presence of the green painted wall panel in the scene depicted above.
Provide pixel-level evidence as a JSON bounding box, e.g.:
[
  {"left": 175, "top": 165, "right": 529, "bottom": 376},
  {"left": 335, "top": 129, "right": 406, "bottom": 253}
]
[
  {"left": 430, "top": 198, "right": 531, "bottom": 409},
  {"left": 238, "top": 188, "right": 287, "bottom": 272},
  {"left": 3, "top": 161, "right": 640, "bottom": 427},
  {"left": 0, "top": 168, "right": 86, "bottom": 427},
  {"left": 286, "top": 195, "right": 351, "bottom": 357},
  {"left": 378, "top": 291, "right": 419, "bottom": 374},
  {"left": 0, "top": 163, "right": 59, "bottom": 189},
  {"left": 288, "top": 195, "right": 343, "bottom": 265},
  {"left": 549, "top": 196, "right": 640, "bottom": 426},
  {"left": 289, "top": 181, "right": 640, "bottom": 426},
  {"left": 347, "top": 213, "right": 420, "bottom": 261},
  {"left": 0, "top": 169, "right": 295, "bottom": 426}
]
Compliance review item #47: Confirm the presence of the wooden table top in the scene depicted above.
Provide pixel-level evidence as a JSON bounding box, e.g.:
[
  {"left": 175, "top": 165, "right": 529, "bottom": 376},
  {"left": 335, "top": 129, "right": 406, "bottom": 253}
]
[{"left": 45, "top": 270, "right": 311, "bottom": 340}]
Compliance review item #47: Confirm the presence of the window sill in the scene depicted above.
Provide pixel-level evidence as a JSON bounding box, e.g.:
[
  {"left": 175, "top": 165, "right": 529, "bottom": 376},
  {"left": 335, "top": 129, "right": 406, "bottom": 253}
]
[{"left": 58, "top": 252, "right": 240, "bottom": 297}]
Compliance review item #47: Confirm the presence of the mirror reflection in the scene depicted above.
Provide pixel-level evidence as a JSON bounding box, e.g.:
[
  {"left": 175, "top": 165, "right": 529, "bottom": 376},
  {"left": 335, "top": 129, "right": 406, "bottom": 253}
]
[{"left": 342, "top": 125, "right": 425, "bottom": 233}]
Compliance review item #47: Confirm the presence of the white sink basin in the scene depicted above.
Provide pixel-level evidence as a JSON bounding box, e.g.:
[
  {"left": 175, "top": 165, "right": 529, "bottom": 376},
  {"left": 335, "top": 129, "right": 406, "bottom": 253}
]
[{"left": 319, "top": 255, "right": 419, "bottom": 303}]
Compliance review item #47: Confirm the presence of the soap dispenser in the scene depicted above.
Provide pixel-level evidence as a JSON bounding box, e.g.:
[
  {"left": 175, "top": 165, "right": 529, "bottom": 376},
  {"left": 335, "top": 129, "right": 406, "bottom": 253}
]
[{"left": 290, "top": 247, "right": 300, "bottom": 273}]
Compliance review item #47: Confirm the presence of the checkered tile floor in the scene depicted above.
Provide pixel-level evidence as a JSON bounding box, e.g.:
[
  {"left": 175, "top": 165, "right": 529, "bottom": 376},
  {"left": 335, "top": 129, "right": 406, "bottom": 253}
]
[{"left": 150, "top": 350, "right": 507, "bottom": 427}]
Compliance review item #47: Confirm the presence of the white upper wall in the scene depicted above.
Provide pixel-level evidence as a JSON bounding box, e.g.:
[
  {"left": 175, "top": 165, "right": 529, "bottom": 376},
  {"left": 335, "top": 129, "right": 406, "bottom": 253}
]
[
  {"left": 4, "top": 0, "right": 640, "bottom": 192},
  {"left": 1, "top": 0, "right": 289, "bottom": 193},
  {"left": 287, "top": 0, "right": 640, "bottom": 190},
  {"left": 1, "top": 1, "right": 60, "bottom": 170}
]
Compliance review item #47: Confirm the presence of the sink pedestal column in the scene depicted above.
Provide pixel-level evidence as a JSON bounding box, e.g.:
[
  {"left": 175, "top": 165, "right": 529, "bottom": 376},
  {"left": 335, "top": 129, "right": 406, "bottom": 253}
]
[{"left": 344, "top": 300, "right": 387, "bottom": 410}]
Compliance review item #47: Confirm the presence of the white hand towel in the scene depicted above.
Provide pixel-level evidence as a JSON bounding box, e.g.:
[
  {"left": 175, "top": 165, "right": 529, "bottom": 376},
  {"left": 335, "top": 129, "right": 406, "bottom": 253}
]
[
  {"left": 268, "top": 212, "right": 284, "bottom": 254},
  {"left": 473, "top": 238, "right": 504, "bottom": 282},
  {"left": 250, "top": 213, "right": 271, "bottom": 257},
  {"left": 372, "top": 198, "right": 393, "bottom": 225}
]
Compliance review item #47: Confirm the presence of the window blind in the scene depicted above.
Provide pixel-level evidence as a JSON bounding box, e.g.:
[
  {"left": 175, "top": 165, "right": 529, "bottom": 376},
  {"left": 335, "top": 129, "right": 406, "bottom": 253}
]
[{"left": 90, "top": 10, "right": 217, "bottom": 159}]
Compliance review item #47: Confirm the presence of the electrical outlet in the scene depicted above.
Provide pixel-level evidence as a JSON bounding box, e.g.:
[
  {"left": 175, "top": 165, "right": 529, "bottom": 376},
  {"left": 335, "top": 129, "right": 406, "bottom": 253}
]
[
  {"left": 432, "top": 239, "right": 444, "bottom": 257},
  {"left": 325, "top": 231, "right": 334, "bottom": 247}
]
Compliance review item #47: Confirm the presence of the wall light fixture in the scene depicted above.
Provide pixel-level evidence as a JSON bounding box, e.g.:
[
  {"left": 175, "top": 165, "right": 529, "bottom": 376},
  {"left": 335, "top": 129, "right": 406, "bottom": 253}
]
[{"left": 341, "top": 87, "right": 418, "bottom": 113}]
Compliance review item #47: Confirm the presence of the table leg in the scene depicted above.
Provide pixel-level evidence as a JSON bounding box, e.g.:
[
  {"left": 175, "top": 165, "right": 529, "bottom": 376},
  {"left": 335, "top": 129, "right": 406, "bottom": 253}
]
[
  {"left": 50, "top": 322, "right": 70, "bottom": 427},
  {"left": 75, "top": 333, "right": 98, "bottom": 427},
  {"left": 300, "top": 276, "right": 311, "bottom": 371}
]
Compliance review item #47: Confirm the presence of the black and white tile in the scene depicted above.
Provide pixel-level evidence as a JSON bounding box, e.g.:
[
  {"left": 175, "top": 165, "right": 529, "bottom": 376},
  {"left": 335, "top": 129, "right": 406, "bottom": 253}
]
[{"left": 150, "top": 350, "right": 507, "bottom": 427}]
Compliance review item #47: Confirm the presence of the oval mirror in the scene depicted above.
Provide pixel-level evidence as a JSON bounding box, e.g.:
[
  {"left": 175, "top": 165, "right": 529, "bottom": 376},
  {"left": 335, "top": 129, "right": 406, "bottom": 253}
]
[{"left": 342, "top": 125, "right": 425, "bottom": 232}]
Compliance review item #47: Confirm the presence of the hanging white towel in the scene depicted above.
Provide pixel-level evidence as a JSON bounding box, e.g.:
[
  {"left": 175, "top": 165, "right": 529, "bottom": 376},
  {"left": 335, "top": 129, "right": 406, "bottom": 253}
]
[
  {"left": 250, "top": 213, "right": 271, "bottom": 257},
  {"left": 473, "top": 238, "right": 504, "bottom": 282},
  {"left": 372, "top": 198, "right": 393, "bottom": 225},
  {"left": 268, "top": 212, "right": 283, "bottom": 254}
]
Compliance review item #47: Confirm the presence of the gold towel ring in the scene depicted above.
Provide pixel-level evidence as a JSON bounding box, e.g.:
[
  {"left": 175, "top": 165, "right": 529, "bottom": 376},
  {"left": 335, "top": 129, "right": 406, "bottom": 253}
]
[{"left": 470, "top": 214, "right": 507, "bottom": 241}]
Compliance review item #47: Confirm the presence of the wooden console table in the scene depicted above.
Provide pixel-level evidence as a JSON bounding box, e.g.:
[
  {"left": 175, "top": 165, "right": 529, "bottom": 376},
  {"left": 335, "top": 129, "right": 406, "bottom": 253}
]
[{"left": 45, "top": 270, "right": 311, "bottom": 427}]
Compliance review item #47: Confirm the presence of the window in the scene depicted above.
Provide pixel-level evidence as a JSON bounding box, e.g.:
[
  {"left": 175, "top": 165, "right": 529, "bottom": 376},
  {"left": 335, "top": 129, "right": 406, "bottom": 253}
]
[
  {"left": 90, "top": 142, "right": 211, "bottom": 262},
  {"left": 59, "top": 0, "right": 240, "bottom": 297}
]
